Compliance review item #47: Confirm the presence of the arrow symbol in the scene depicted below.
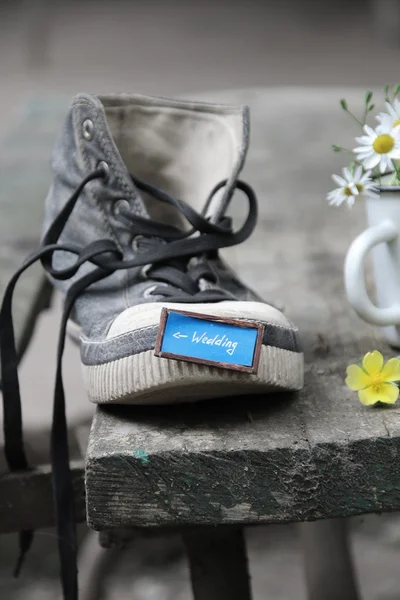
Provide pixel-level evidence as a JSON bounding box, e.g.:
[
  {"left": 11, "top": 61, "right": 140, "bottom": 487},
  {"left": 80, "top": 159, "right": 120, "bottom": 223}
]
[{"left": 173, "top": 332, "right": 188, "bottom": 339}]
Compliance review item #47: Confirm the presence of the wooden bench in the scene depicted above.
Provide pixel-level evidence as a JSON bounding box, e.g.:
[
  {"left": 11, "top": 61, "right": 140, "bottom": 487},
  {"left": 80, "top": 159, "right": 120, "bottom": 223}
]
[{"left": 1, "top": 88, "right": 399, "bottom": 599}]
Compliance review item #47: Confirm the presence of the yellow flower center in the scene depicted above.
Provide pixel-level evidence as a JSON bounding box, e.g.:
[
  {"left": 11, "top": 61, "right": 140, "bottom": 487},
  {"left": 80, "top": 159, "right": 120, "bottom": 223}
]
[
  {"left": 370, "top": 373, "right": 385, "bottom": 392},
  {"left": 394, "top": 119, "right": 400, "bottom": 127},
  {"left": 344, "top": 183, "right": 363, "bottom": 196},
  {"left": 373, "top": 134, "right": 395, "bottom": 154}
]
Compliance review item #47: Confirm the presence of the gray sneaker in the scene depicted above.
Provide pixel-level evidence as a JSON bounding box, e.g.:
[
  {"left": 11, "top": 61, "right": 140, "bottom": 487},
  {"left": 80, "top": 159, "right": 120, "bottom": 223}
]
[
  {"left": 0, "top": 93, "right": 303, "bottom": 599},
  {"left": 44, "top": 93, "right": 303, "bottom": 404}
]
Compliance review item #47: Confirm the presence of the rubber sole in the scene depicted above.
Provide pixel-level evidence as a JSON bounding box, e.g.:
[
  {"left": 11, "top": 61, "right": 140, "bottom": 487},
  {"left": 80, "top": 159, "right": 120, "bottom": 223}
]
[{"left": 82, "top": 344, "right": 304, "bottom": 405}]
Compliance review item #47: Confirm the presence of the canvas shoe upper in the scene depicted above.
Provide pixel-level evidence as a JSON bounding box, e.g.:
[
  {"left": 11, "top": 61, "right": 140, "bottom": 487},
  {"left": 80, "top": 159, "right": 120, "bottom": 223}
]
[{"left": 41, "top": 93, "right": 303, "bottom": 403}]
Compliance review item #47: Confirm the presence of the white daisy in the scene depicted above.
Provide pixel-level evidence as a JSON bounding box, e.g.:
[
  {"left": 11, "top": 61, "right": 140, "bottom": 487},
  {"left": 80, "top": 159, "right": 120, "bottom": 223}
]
[
  {"left": 353, "top": 124, "right": 400, "bottom": 173},
  {"left": 327, "top": 166, "right": 378, "bottom": 208},
  {"left": 376, "top": 99, "right": 400, "bottom": 131}
]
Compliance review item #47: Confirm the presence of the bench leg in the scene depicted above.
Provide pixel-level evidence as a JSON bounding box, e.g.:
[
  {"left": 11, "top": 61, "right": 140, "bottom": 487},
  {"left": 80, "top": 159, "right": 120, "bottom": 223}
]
[
  {"left": 183, "top": 528, "right": 252, "bottom": 600},
  {"left": 77, "top": 529, "right": 121, "bottom": 600},
  {"left": 299, "top": 519, "right": 360, "bottom": 600}
]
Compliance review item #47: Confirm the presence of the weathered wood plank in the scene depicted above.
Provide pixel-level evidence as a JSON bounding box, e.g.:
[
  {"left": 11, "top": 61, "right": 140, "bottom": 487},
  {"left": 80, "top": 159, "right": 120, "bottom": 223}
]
[
  {"left": 86, "top": 89, "right": 400, "bottom": 530},
  {"left": 184, "top": 528, "right": 252, "bottom": 600},
  {"left": 85, "top": 390, "right": 400, "bottom": 529},
  {"left": 0, "top": 459, "right": 85, "bottom": 533}
]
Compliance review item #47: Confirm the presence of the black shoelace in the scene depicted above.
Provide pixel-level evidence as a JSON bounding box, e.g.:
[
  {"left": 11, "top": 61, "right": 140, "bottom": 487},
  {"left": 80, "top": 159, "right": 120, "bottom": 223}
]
[{"left": 0, "top": 166, "right": 257, "bottom": 599}]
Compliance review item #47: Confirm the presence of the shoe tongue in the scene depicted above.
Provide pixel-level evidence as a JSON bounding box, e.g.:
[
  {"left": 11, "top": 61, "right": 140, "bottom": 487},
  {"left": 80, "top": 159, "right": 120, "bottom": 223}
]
[{"left": 98, "top": 94, "right": 249, "bottom": 226}]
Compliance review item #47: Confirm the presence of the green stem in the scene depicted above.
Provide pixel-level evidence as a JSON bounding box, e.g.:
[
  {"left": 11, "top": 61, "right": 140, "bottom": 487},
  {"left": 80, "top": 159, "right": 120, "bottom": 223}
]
[
  {"left": 335, "top": 146, "right": 353, "bottom": 153},
  {"left": 344, "top": 109, "right": 364, "bottom": 127},
  {"left": 362, "top": 105, "right": 369, "bottom": 126},
  {"left": 392, "top": 160, "right": 400, "bottom": 183}
]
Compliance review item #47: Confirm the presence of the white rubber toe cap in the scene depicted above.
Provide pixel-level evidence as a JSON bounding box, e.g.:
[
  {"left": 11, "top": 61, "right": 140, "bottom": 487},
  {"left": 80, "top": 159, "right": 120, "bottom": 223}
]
[{"left": 106, "top": 301, "right": 293, "bottom": 339}]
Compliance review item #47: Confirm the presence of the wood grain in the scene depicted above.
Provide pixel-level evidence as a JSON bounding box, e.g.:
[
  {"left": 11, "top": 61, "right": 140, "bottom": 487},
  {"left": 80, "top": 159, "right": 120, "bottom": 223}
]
[{"left": 0, "top": 460, "right": 85, "bottom": 533}]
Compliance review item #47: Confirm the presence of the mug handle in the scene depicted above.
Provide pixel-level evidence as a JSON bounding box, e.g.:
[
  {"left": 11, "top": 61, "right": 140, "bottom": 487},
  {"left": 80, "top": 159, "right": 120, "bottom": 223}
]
[{"left": 344, "top": 219, "right": 400, "bottom": 326}]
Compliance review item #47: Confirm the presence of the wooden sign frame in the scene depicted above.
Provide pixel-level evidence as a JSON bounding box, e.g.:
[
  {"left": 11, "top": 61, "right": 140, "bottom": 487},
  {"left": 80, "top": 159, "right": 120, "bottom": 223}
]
[{"left": 154, "top": 308, "right": 264, "bottom": 374}]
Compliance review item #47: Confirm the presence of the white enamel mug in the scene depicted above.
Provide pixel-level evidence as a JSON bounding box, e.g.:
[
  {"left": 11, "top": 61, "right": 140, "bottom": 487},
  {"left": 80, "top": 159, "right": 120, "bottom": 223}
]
[{"left": 344, "top": 186, "right": 400, "bottom": 346}]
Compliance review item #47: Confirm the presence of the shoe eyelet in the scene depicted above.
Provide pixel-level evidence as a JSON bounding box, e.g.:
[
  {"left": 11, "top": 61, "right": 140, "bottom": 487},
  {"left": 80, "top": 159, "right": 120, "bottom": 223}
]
[
  {"left": 140, "top": 264, "right": 152, "bottom": 279},
  {"left": 132, "top": 234, "right": 145, "bottom": 252},
  {"left": 98, "top": 160, "right": 110, "bottom": 181},
  {"left": 83, "top": 119, "right": 94, "bottom": 140},
  {"left": 143, "top": 284, "right": 157, "bottom": 298},
  {"left": 113, "top": 199, "right": 130, "bottom": 216}
]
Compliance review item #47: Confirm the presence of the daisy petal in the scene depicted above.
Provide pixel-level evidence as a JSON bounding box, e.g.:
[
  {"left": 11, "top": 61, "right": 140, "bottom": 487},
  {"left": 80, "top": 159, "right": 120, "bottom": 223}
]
[
  {"left": 380, "top": 160, "right": 387, "bottom": 174},
  {"left": 355, "top": 136, "right": 374, "bottom": 145},
  {"left": 346, "top": 364, "right": 370, "bottom": 391},
  {"left": 377, "top": 121, "right": 394, "bottom": 134},
  {"left": 360, "top": 169, "right": 372, "bottom": 181},
  {"left": 380, "top": 155, "right": 392, "bottom": 173},
  {"left": 386, "top": 101, "right": 398, "bottom": 118},
  {"left": 381, "top": 357, "right": 400, "bottom": 382},
  {"left": 327, "top": 194, "right": 341, "bottom": 205},
  {"left": 359, "top": 383, "right": 399, "bottom": 405},
  {"left": 347, "top": 195, "right": 356, "bottom": 207},
  {"left": 364, "top": 124, "right": 376, "bottom": 137},
  {"left": 354, "top": 165, "right": 363, "bottom": 179},
  {"left": 353, "top": 146, "right": 373, "bottom": 153},
  {"left": 363, "top": 350, "right": 384, "bottom": 375},
  {"left": 363, "top": 154, "right": 380, "bottom": 169},
  {"left": 343, "top": 167, "right": 352, "bottom": 181},
  {"left": 332, "top": 174, "right": 346, "bottom": 186}
]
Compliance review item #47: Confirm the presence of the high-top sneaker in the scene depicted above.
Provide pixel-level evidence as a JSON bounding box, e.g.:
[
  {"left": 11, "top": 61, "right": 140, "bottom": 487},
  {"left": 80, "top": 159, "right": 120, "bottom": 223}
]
[{"left": 44, "top": 93, "right": 304, "bottom": 403}]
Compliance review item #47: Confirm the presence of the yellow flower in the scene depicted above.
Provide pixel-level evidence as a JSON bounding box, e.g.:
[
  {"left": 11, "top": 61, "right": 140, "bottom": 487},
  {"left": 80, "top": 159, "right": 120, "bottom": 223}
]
[{"left": 345, "top": 350, "right": 400, "bottom": 406}]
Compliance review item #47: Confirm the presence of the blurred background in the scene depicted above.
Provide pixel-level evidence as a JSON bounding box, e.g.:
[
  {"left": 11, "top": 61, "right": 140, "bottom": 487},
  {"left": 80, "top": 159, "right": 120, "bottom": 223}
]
[
  {"left": 2, "top": 0, "right": 400, "bottom": 598},
  {"left": 1, "top": 0, "right": 400, "bottom": 138}
]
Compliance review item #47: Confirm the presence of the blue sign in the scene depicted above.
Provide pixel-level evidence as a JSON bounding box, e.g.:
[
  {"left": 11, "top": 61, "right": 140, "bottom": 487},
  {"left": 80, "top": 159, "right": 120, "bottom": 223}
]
[{"left": 156, "top": 310, "right": 262, "bottom": 371}]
